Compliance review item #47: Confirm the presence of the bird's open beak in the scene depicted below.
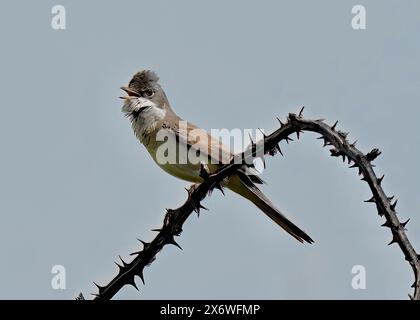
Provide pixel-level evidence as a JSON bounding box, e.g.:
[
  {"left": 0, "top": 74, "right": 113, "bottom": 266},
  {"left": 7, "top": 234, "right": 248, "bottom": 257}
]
[{"left": 120, "top": 86, "right": 140, "bottom": 98}]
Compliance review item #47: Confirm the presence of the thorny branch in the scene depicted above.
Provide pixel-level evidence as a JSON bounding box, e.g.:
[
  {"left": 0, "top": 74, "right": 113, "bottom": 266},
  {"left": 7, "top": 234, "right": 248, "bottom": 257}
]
[{"left": 79, "top": 108, "right": 419, "bottom": 300}]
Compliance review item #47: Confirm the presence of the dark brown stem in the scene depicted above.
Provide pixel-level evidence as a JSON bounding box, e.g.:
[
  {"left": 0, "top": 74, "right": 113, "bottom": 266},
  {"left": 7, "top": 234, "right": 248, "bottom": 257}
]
[{"left": 82, "top": 108, "right": 419, "bottom": 300}]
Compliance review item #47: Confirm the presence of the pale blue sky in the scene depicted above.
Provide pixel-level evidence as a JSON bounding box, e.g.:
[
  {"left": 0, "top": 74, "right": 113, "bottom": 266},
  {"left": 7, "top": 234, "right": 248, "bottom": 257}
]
[{"left": 0, "top": 0, "right": 419, "bottom": 299}]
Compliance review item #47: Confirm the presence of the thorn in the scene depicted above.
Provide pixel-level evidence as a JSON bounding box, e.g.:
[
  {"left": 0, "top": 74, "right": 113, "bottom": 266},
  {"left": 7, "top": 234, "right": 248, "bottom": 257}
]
[
  {"left": 377, "top": 175, "right": 384, "bottom": 185},
  {"left": 316, "top": 118, "right": 325, "bottom": 122},
  {"left": 257, "top": 128, "right": 267, "bottom": 138},
  {"left": 388, "top": 196, "right": 395, "bottom": 201},
  {"left": 364, "top": 196, "right": 376, "bottom": 203},
  {"left": 275, "top": 144, "right": 283, "bottom": 156},
  {"left": 338, "top": 131, "right": 349, "bottom": 140},
  {"left": 401, "top": 218, "right": 410, "bottom": 229},
  {"left": 138, "top": 270, "right": 145, "bottom": 285},
  {"left": 381, "top": 220, "right": 392, "bottom": 228},
  {"left": 213, "top": 182, "right": 225, "bottom": 195},
  {"left": 298, "top": 106, "right": 304, "bottom": 117},
  {"left": 296, "top": 129, "right": 302, "bottom": 140},
  {"left": 358, "top": 167, "right": 363, "bottom": 176},
  {"left": 192, "top": 200, "right": 207, "bottom": 216},
  {"left": 137, "top": 238, "right": 149, "bottom": 247},
  {"left": 388, "top": 234, "right": 399, "bottom": 245},
  {"left": 361, "top": 176, "right": 368, "bottom": 182},
  {"left": 130, "top": 251, "right": 142, "bottom": 256},
  {"left": 276, "top": 117, "right": 285, "bottom": 128},
  {"left": 129, "top": 278, "right": 139, "bottom": 291},
  {"left": 331, "top": 120, "right": 338, "bottom": 131},
  {"left": 390, "top": 199, "right": 398, "bottom": 211},
  {"left": 316, "top": 135, "right": 324, "bottom": 140},
  {"left": 349, "top": 163, "right": 358, "bottom": 168},
  {"left": 347, "top": 157, "right": 352, "bottom": 165},
  {"left": 285, "top": 136, "right": 293, "bottom": 144},
  {"left": 93, "top": 282, "right": 104, "bottom": 293},
  {"left": 408, "top": 294, "right": 413, "bottom": 300},
  {"left": 167, "top": 236, "right": 183, "bottom": 250},
  {"left": 119, "top": 255, "right": 128, "bottom": 266},
  {"left": 411, "top": 282, "right": 416, "bottom": 288},
  {"left": 350, "top": 140, "right": 357, "bottom": 147},
  {"left": 151, "top": 228, "right": 162, "bottom": 232},
  {"left": 192, "top": 202, "right": 200, "bottom": 215}
]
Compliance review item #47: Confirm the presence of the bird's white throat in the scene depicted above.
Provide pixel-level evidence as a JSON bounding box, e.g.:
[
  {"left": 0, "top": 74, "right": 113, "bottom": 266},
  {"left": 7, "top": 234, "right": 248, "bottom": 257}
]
[{"left": 123, "top": 98, "right": 166, "bottom": 144}]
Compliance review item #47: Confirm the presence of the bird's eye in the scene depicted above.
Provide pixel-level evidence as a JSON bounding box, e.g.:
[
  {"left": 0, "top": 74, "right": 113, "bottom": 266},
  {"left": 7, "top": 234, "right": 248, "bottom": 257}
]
[{"left": 144, "top": 89, "right": 154, "bottom": 97}]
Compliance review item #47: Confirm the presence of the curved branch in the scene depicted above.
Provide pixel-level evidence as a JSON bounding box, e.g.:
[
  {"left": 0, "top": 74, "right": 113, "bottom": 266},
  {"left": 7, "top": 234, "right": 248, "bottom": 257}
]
[{"left": 82, "top": 108, "right": 419, "bottom": 300}]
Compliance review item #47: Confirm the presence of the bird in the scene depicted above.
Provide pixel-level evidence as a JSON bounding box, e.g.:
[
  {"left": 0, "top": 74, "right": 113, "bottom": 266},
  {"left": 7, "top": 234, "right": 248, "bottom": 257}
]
[{"left": 120, "top": 70, "right": 313, "bottom": 243}]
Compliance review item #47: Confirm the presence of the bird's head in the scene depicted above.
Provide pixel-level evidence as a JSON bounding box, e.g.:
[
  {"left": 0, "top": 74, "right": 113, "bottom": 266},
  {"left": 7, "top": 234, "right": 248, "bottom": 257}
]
[{"left": 120, "top": 70, "right": 170, "bottom": 119}]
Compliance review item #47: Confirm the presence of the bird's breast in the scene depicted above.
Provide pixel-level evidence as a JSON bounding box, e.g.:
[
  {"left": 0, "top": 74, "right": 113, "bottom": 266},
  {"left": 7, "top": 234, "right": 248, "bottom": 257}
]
[
  {"left": 142, "top": 128, "right": 204, "bottom": 183},
  {"left": 131, "top": 106, "right": 166, "bottom": 143}
]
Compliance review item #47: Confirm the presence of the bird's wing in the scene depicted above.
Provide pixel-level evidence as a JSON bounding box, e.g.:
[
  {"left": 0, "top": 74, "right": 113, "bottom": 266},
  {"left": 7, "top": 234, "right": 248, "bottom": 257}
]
[
  {"left": 171, "top": 120, "right": 233, "bottom": 165},
  {"left": 169, "top": 120, "right": 264, "bottom": 184}
]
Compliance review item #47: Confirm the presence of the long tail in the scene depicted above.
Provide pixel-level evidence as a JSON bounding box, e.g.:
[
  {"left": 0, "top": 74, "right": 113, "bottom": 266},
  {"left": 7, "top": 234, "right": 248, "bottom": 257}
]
[{"left": 226, "top": 174, "right": 314, "bottom": 244}]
